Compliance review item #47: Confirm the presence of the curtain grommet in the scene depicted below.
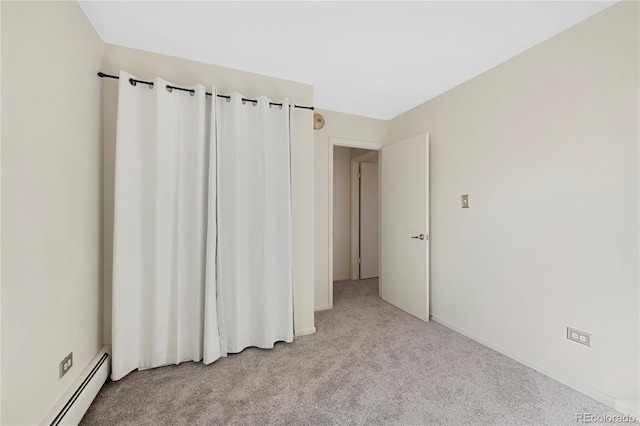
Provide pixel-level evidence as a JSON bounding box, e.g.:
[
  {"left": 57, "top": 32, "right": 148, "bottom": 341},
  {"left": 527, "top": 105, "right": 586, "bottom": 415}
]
[
  {"left": 148, "top": 82, "right": 154, "bottom": 89},
  {"left": 166, "top": 86, "right": 173, "bottom": 93},
  {"left": 190, "top": 91, "right": 195, "bottom": 97},
  {"left": 129, "top": 78, "right": 136, "bottom": 87},
  {"left": 252, "top": 101, "right": 257, "bottom": 106},
  {"left": 226, "top": 98, "right": 231, "bottom": 103},
  {"left": 242, "top": 99, "right": 246, "bottom": 105}
]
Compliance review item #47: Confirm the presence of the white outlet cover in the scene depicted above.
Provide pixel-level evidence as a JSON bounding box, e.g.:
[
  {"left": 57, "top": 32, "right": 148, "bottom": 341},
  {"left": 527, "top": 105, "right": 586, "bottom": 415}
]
[{"left": 567, "top": 327, "right": 591, "bottom": 347}]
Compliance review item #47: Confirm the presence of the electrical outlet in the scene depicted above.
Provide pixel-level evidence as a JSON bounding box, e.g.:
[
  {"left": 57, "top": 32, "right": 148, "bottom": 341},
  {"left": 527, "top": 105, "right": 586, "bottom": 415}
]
[
  {"left": 567, "top": 327, "right": 591, "bottom": 347},
  {"left": 461, "top": 194, "right": 469, "bottom": 208},
  {"left": 59, "top": 352, "right": 73, "bottom": 378}
]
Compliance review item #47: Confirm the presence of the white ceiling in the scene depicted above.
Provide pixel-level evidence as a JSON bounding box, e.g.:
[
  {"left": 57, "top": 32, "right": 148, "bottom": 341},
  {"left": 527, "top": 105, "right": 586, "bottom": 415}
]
[{"left": 80, "top": 1, "right": 616, "bottom": 120}]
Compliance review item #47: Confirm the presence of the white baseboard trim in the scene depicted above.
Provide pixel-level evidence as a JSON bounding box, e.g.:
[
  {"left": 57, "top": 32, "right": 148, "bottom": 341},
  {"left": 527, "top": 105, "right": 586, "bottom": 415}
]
[
  {"left": 41, "top": 345, "right": 111, "bottom": 425},
  {"left": 333, "top": 276, "right": 350, "bottom": 282},
  {"left": 431, "top": 314, "right": 639, "bottom": 419},
  {"left": 295, "top": 326, "right": 317, "bottom": 337},
  {"left": 315, "top": 304, "right": 331, "bottom": 312}
]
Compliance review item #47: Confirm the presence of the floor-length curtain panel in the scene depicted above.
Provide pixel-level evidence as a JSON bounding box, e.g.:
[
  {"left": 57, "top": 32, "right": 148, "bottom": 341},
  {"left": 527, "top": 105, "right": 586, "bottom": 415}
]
[
  {"left": 216, "top": 94, "right": 294, "bottom": 354},
  {"left": 111, "top": 71, "right": 221, "bottom": 380}
]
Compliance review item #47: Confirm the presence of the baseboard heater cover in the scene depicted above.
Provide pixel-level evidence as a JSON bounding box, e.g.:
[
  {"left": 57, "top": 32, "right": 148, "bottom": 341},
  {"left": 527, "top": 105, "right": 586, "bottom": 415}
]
[{"left": 42, "top": 346, "right": 111, "bottom": 426}]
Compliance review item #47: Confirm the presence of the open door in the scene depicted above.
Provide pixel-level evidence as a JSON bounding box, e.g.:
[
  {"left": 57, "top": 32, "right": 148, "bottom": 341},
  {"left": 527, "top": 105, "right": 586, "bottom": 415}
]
[
  {"left": 380, "top": 133, "right": 429, "bottom": 321},
  {"left": 360, "top": 162, "right": 379, "bottom": 279}
]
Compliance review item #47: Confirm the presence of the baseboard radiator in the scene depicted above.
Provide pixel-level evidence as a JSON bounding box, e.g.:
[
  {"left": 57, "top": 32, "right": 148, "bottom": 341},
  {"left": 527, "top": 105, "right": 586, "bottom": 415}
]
[{"left": 42, "top": 346, "right": 111, "bottom": 426}]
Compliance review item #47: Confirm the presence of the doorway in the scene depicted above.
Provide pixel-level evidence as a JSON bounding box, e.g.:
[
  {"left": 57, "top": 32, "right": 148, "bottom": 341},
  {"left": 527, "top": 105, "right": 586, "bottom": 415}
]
[
  {"left": 350, "top": 150, "right": 380, "bottom": 281},
  {"left": 327, "top": 134, "right": 430, "bottom": 321},
  {"left": 328, "top": 137, "right": 382, "bottom": 308},
  {"left": 332, "top": 147, "right": 379, "bottom": 282}
]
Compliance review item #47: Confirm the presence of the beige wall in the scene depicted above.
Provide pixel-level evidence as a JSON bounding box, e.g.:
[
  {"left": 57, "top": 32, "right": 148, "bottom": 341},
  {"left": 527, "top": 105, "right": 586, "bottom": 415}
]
[
  {"left": 1, "top": 2, "right": 104, "bottom": 424},
  {"left": 314, "top": 109, "right": 389, "bottom": 310},
  {"left": 333, "top": 147, "right": 352, "bottom": 280},
  {"left": 100, "top": 44, "right": 316, "bottom": 337},
  {"left": 1, "top": 2, "right": 4, "bottom": 422},
  {"left": 389, "top": 1, "right": 639, "bottom": 414}
]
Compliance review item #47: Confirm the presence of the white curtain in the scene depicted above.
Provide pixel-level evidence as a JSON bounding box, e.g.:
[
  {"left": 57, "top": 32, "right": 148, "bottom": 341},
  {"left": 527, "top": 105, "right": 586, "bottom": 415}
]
[
  {"left": 111, "top": 71, "right": 293, "bottom": 381},
  {"left": 216, "top": 94, "right": 294, "bottom": 355}
]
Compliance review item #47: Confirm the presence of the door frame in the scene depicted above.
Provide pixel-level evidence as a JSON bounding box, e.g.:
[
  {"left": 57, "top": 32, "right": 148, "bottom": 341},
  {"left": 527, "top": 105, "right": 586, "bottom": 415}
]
[
  {"left": 350, "top": 150, "right": 379, "bottom": 281},
  {"left": 328, "top": 137, "right": 383, "bottom": 309}
]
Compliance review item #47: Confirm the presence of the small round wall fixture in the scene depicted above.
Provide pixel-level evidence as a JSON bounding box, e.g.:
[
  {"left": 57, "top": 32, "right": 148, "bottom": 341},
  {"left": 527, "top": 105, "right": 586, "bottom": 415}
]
[{"left": 314, "top": 113, "right": 325, "bottom": 130}]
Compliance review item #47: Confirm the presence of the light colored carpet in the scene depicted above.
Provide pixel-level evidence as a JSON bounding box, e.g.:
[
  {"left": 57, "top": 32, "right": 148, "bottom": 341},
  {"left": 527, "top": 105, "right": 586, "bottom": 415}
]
[{"left": 81, "top": 279, "right": 625, "bottom": 425}]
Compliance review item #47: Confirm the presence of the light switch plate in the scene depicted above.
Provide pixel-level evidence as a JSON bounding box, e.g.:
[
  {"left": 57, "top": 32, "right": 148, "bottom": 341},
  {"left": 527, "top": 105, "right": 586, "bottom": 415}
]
[{"left": 461, "top": 194, "right": 469, "bottom": 208}]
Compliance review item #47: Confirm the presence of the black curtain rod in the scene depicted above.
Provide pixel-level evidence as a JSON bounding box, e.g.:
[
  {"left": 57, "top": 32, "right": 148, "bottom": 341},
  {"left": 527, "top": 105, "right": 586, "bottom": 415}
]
[{"left": 98, "top": 72, "right": 314, "bottom": 111}]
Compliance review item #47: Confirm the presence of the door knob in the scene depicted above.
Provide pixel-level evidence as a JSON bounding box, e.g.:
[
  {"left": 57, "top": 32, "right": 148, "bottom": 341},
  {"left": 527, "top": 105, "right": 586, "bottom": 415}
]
[{"left": 411, "top": 234, "right": 426, "bottom": 240}]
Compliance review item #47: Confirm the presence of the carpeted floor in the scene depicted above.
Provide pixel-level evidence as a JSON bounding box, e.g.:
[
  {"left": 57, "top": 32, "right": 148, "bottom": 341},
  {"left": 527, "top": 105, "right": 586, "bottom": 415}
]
[{"left": 81, "top": 279, "right": 626, "bottom": 425}]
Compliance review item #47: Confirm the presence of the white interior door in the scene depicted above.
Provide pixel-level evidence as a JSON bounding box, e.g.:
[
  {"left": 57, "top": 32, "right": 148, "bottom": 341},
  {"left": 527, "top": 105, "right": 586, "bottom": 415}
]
[
  {"left": 380, "top": 133, "right": 429, "bottom": 321},
  {"left": 360, "top": 162, "right": 379, "bottom": 279}
]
